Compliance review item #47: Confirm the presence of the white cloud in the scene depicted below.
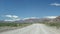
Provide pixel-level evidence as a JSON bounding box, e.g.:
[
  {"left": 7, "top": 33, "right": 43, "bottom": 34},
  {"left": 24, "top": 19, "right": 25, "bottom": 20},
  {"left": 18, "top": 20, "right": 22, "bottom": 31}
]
[
  {"left": 12, "top": 15, "right": 19, "bottom": 18},
  {"left": 4, "top": 15, "right": 20, "bottom": 21},
  {"left": 45, "top": 16, "right": 58, "bottom": 19},
  {"left": 5, "top": 15, "right": 12, "bottom": 18},
  {"left": 50, "top": 3, "right": 60, "bottom": 6},
  {"left": 5, "top": 15, "right": 19, "bottom": 18}
]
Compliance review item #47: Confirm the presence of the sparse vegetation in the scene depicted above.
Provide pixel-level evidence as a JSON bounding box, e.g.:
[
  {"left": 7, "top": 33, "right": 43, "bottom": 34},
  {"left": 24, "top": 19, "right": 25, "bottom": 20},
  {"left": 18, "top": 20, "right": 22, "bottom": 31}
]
[
  {"left": 43, "top": 22, "right": 60, "bottom": 28},
  {"left": 0, "top": 22, "right": 32, "bottom": 27},
  {"left": 0, "top": 22, "right": 32, "bottom": 32}
]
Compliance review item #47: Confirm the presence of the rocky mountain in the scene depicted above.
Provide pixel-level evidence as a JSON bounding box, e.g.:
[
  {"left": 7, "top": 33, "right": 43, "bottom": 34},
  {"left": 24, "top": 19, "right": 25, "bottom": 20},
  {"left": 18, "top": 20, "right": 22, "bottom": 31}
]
[
  {"left": 2, "top": 18, "right": 51, "bottom": 23},
  {"left": 48, "top": 16, "right": 60, "bottom": 23},
  {"left": 16, "top": 18, "right": 51, "bottom": 23},
  {"left": 53, "top": 16, "right": 60, "bottom": 22}
]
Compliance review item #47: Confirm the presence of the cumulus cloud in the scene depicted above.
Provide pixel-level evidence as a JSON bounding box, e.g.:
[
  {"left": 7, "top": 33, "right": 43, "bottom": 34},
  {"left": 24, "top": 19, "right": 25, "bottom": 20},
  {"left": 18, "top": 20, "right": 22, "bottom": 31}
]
[
  {"left": 45, "top": 16, "right": 58, "bottom": 19},
  {"left": 5, "top": 15, "right": 19, "bottom": 18},
  {"left": 5, "top": 15, "right": 12, "bottom": 18},
  {"left": 4, "top": 15, "right": 20, "bottom": 21},
  {"left": 50, "top": 3, "right": 60, "bottom": 6}
]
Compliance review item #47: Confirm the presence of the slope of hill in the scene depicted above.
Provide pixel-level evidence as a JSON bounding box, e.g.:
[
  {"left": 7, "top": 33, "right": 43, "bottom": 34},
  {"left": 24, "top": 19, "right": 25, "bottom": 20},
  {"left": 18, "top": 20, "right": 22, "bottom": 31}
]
[{"left": 46, "top": 16, "right": 60, "bottom": 28}]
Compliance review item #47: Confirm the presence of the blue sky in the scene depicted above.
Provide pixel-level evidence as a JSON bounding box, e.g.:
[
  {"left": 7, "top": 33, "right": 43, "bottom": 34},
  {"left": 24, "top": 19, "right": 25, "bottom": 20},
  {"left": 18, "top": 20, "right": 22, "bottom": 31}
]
[{"left": 0, "top": 0, "right": 60, "bottom": 21}]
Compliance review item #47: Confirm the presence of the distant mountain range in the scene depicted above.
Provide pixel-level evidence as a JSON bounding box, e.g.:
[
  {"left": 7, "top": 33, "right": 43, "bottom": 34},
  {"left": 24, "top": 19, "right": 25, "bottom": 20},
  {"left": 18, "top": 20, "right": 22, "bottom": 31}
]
[
  {"left": 0, "top": 16, "right": 60, "bottom": 23},
  {"left": 0, "top": 18, "right": 51, "bottom": 23}
]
